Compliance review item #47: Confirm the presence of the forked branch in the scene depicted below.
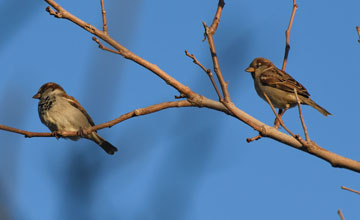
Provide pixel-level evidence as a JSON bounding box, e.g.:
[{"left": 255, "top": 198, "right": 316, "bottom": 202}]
[
  {"left": 185, "top": 50, "right": 222, "bottom": 100},
  {"left": 202, "top": 0, "right": 230, "bottom": 103},
  {"left": 45, "top": 0, "right": 195, "bottom": 99},
  {"left": 31, "top": 0, "right": 360, "bottom": 173},
  {"left": 0, "top": 0, "right": 358, "bottom": 173}
]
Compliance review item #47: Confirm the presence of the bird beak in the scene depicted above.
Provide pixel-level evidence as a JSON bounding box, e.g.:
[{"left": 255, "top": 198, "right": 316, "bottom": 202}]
[
  {"left": 245, "top": 67, "right": 255, "bottom": 73},
  {"left": 32, "top": 93, "right": 41, "bottom": 99}
]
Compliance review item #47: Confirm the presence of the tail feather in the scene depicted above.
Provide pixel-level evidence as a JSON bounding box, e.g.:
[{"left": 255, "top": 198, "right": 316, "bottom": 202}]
[
  {"left": 89, "top": 132, "right": 118, "bottom": 155},
  {"left": 302, "top": 98, "right": 332, "bottom": 116},
  {"left": 99, "top": 140, "right": 118, "bottom": 155}
]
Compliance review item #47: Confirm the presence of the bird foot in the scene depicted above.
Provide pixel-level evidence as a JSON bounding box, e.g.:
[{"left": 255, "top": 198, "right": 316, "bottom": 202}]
[
  {"left": 76, "top": 128, "right": 86, "bottom": 138},
  {"left": 51, "top": 131, "right": 61, "bottom": 139}
]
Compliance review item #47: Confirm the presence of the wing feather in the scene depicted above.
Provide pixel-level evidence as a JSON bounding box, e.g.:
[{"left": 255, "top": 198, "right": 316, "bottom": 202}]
[
  {"left": 259, "top": 67, "right": 310, "bottom": 98},
  {"left": 61, "top": 94, "right": 96, "bottom": 126}
]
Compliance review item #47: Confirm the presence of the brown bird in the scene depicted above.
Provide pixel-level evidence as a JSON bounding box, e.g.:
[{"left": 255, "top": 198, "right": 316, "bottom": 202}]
[
  {"left": 33, "top": 82, "right": 118, "bottom": 155},
  {"left": 245, "top": 57, "right": 331, "bottom": 116}
]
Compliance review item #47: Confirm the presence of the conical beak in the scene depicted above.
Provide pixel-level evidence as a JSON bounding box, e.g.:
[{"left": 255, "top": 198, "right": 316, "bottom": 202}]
[
  {"left": 32, "top": 93, "right": 41, "bottom": 99},
  {"left": 245, "top": 66, "right": 255, "bottom": 72}
]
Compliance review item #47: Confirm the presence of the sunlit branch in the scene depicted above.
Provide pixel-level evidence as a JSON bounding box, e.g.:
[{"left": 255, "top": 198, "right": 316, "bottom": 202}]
[
  {"left": 185, "top": 50, "right": 222, "bottom": 100},
  {"left": 282, "top": 0, "right": 298, "bottom": 71},
  {"left": 0, "top": 100, "right": 194, "bottom": 138}
]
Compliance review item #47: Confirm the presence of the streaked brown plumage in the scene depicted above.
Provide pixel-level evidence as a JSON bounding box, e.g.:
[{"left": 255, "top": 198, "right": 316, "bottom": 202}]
[{"left": 245, "top": 57, "right": 331, "bottom": 116}]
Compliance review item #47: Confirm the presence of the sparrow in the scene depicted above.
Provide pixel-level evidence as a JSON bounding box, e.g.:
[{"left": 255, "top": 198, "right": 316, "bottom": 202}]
[
  {"left": 33, "top": 82, "right": 118, "bottom": 155},
  {"left": 245, "top": 57, "right": 331, "bottom": 116}
]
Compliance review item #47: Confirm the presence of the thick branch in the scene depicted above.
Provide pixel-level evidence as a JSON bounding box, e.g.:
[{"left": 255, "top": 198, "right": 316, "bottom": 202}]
[
  {"left": 45, "top": 0, "right": 195, "bottom": 100},
  {"left": 221, "top": 101, "right": 360, "bottom": 173},
  {"left": 39, "top": 0, "right": 360, "bottom": 173}
]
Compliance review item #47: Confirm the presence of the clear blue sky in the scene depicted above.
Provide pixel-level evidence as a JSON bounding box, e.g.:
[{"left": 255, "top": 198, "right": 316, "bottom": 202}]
[{"left": 0, "top": 0, "right": 359, "bottom": 219}]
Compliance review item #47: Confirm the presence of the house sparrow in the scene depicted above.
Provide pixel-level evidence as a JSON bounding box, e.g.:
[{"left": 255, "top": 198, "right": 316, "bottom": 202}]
[
  {"left": 245, "top": 57, "right": 331, "bottom": 116},
  {"left": 33, "top": 82, "right": 118, "bottom": 155}
]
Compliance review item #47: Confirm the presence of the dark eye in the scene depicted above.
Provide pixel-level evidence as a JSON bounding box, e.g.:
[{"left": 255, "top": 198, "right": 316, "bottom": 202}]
[{"left": 256, "top": 62, "right": 262, "bottom": 68}]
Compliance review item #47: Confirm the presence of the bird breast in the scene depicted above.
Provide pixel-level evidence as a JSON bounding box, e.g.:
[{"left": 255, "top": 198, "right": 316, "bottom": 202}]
[
  {"left": 40, "top": 95, "right": 92, "bottom": 133},
  {"left": 254, "top": 77, "right": 297, "bottom": 109}
]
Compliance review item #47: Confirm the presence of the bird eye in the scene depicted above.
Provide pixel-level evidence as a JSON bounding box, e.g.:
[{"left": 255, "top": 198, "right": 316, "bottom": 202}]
[{"left": 256, "top": 63, "right": 262, "bottom": 68}]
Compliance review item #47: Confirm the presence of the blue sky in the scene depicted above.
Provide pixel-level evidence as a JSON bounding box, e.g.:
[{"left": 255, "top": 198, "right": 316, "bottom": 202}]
[{"left": 0, "top": 0, "right": 359, "bottom": 219}]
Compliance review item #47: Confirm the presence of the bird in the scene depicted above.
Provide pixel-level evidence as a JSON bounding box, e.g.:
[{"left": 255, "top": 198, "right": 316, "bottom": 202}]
[
  {"left": 33, "top": 82, "right": 118, "bottom": 155},
  {"left": 245, "top": 57, "right": 331, "bottom": 117}
]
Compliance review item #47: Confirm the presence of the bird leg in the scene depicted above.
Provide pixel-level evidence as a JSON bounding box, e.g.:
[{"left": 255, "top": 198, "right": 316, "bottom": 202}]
[
  {"left": 76, "top": 127, "right": 86, "bottom": 138},
  {"left": 274, "top": 108, "right": 287, "bottom": 129},
  {"left": 274, "top": 109, "right": 283, "bottom": 128},
  {"left": 51, "top": 131, "right": 61, "bottom": 139}
]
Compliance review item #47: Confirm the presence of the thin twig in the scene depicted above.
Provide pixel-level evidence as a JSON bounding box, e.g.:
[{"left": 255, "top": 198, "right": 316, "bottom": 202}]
[
  {"left": 338, "top": 209, "right": 345, "bottom": 220},
  {"left": 293, "top": 88, "right": 309, "bottom": 141},
  {"left": 341, "top": 186, "right": 360, "bottom": 195},
  {"left": 92, "top": 37, "right": 121, "bottom": 54},
  {"left": 246, "top": 134, "right": 262, "bottom": 143},
  {"left": 185, "top": 50, "right": 222, "bottom": 100},
  {"left": 262, "top": 92, "right": 295, "bottom": 137},
  {"left": 0, "top": 100, "right": 194, "bottom": 138},
  {"left": 100, "top": 0, "right": 108, "bottom": 34},
  {"left": 202, "top": 0, "right": 230, "bottom": 103},
  {"left": 208, "top": 0, "right": 225, "bottom": 35},
  {"left": 282, "top": 0, "right": 298, "bottom": 71},
  {"left": 46, "top": 6, "right": 62, "bottom": 18},
  {"left": 356, "top": 26, "right": 360, "bottom": 43}
]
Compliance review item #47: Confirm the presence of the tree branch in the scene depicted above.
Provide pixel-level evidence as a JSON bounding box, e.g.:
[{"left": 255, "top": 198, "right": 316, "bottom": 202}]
[
  {"left": 282, "top": 0, "right": 298, "bottom": 71},
  {"left": 3, "top": 0, "right": 349, "bottom": 173},
  {"left": 294, "top": 88, "right": 309, "bottom": 141},
  {"left": 100, "top": 0, "right": 108, "bottom": 34},
  {"left": 221, "top": 101, "right": 360, "bottom": 173},
  {"left": 0, "top": 100, "right": 195, "bottom": 138},
  {"left": 337, "top": 209, "right": 345, "bottom": 220},
  {"left": 45, "top": 0, "right": 196, "bottom": 100},
  {"left": 202, "top": 0, "right": 230, "bottom": 103},
  {"left": 92, "top": 36, "right": 121, "bottom": 54},
  {"left": 341, "top": 186, "right": 360, "bottom": 195},
  {"left": 263, "top": 92, "right": 295, "bottom": 137},
  {"left": 185, "top": 50, "right": 222, "bottom": 100}
]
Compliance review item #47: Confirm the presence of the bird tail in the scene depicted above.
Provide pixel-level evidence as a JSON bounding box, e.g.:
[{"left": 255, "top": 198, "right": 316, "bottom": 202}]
[
  {"left": 89, "top": 132, "right": 118, "bottom": 155},
  {"left": 302, "top": 98, "right": 332, "bottom": 116},
  {"left": 99, "top": 139, "right": 118, "bottom": 155}
]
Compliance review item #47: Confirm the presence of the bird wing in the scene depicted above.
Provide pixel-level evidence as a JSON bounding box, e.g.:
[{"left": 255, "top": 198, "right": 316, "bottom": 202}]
[
  {"left": 259, "top": 67, "right": 310, "bottom": 98},
  {"left": 62, "top": 94, "right": 96, "bottom": 126}
]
